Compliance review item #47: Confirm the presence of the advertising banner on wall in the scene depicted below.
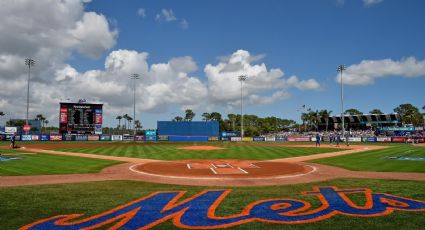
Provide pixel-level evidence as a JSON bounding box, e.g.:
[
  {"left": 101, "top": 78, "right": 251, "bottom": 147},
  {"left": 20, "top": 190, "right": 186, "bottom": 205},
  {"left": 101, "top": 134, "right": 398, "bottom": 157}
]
[
  {"left": 88, "top": 135, "right": 100, "bottom": 141},
  {"left": 31, "top": 135, "right": 40, "bottom": 141},
  {"left": 75, "top": 135, "right": 88, "bottom": 141},
  {"left": 40, "top": 135, "right": 50, "bottom": 141},
  {"left": 392, "top": 137, "right": 406, "bottom": 143},
  {"left": 123, "top": 135, "right": 134, "bottom": 141},
  {"left": 157, "top": 135, "right": 168, "bottom": 141},
  {"left": 208, "top": 136, "right": 219, "bottom": 141},
  {"left": 50, "top": 134, "right": 62, "bottom": 141},
  {"left": 134, "top": 135, "right": 145, "bottom": 141},
  {"left": 230, "top": 137, "right": 242, "bottom": 142},
  {"left": 5, "top": 127, "right": 17, "bottom": 133},
  {"left": 63, "top": 134, "right": 73, "bottom": 141},
  {"left": 243, "top": 137, "right": 253, "bottom": 142},
  {"left": 275, "top": 136, "right": 287, "bottom": 142},
  {"left": 145, "top": 135, "right": 157, "bottom": 141},
  {"left": 21, "top": 135, "right": 32, "bottom": 141},
  {"left": 221, "top": 131, "right": 239, "bottom": 137},
  {"left": 100, "top": 135, "right": 111, "bottom": 141},
  {"left": 348, "top": 137, "right": 362, "bottom": 142},
  {"left": 112, "top": 135, "right": 123, "bottom": 141},
  {"left": 377, "top": 137, "right": 391, "bottom": 142},
  {"left": 288, "top": 137, "right": 311, "bottom": 142},
  {"left": 265, "top": 136, "right": 276, "bottom": 142},
  {"left": 253, "top": 137, "right": 265, "bottom": 142}
]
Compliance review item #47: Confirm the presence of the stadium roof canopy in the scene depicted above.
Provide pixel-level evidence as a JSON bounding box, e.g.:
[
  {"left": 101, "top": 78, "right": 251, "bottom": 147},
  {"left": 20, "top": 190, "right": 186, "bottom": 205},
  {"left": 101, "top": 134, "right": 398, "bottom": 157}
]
[{"left": 319, "top": 113, "right": 401, "bottom": 124}]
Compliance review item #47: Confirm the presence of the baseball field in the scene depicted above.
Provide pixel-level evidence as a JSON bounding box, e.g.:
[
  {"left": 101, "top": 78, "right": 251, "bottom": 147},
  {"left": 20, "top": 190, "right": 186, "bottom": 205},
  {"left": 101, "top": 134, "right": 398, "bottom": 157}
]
[{"left": 1, "top": 141, "right": 424, "bottom": 229}]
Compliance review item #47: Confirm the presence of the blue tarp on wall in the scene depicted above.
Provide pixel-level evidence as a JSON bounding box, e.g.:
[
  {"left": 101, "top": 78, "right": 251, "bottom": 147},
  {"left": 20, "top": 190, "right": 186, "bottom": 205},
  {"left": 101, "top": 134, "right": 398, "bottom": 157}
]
[
  {"left": 168, "top": 135, "right": 208, "bottom": 142},
  {"left": 157, "top": 121, "right": 219, "bottom": 137}
]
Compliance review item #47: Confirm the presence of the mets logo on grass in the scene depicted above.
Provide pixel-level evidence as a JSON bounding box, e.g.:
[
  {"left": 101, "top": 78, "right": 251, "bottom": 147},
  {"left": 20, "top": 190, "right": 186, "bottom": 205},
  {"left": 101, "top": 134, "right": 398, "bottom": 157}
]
[{"left": 21, "top": 186, "right": 425, "bottom": 229}]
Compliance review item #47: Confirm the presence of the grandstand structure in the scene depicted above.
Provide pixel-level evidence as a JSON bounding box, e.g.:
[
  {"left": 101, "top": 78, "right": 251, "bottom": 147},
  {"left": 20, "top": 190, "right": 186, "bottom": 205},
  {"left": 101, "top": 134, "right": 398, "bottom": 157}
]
[{"left": 318, "top": 113, "right": 401, "bottom": 131}]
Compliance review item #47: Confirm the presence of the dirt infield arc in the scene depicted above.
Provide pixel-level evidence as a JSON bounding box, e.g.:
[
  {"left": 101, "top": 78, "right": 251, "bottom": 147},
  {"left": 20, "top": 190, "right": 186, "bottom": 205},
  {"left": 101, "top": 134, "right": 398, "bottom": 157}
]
[{"left": 1, "top": 144, "right": 425, "bottom": 187}]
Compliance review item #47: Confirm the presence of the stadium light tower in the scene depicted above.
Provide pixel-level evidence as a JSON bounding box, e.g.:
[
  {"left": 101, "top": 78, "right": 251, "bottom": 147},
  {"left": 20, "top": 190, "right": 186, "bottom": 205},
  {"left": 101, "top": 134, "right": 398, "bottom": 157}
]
[
  {"left": 130, "top": 73, "right": 140, "bottom": 136},
  {"left": 238, "top": 75, "right": 247, "bottom": 139},
  {"left": 337, "top": 64, "right": 348, "bottom": 146},
  {"left": 25, "top": 58, "right": 35, "bottom": 126}
]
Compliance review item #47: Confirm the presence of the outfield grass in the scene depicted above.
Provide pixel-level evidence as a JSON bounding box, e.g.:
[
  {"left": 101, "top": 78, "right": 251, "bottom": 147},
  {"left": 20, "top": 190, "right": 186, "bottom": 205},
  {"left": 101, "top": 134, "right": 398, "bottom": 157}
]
[
  {"left": 53, "top": 142, "right": 344, "bottom": 160},
  {"left": 0, "top": 178, "right": 424, "bottom": 230},
  {"left": 310, "top": 145, "right": 425, "bottom": 173},
  {"left": 0, "top": 152, "right": 120, "bottom": 176}
]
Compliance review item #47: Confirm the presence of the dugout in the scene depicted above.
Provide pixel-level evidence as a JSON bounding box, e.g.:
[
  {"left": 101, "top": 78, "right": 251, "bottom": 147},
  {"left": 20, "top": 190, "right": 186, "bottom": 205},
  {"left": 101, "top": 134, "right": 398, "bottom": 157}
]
[{"left": 157, "top": 121, "right": 219, "bottom": 140}]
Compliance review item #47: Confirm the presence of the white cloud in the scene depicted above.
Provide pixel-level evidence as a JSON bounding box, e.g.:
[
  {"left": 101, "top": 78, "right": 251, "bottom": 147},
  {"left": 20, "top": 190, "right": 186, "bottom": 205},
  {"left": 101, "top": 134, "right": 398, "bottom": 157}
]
[
  {"left": 363, "top": 0, "right": 384, "bottom": 7},
  {"left": 137, "top": 8, "right": 146, "bottom": 18},
  {"left": 180, "top": 19, "right": 189, "bottom": 29},
  {"left": 156, "top": 9, "right": 177, "bottom": 22},
  {"left": 205, "top": 50, "right": 321, "bottom": 107},
  {"left": 336, "top": 57, "right": 425, "bottom": 85}
]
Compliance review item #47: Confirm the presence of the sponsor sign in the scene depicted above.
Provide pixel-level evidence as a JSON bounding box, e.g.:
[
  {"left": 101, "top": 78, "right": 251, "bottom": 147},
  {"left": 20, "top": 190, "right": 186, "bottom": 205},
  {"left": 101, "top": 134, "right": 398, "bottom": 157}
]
[
  {"left": 134, "top": 135, "right": 145, "bottom": 141},
  {"left": 95, "top": 124, "right": 102, "bottom": 135},
  {"left": 123, "top": 135, "right": 134, "bottom": 141},
  {"left": 31, "top": 135, "right": 40, "bottom": 141},
  {"left": 5, "top": 127, "right": 17, "bottom": 133},
  {"left": 377, "top": 137, "right": 391, "bottom": 142},
  {"left": 49, "top": 134, "right": 62, "bottom": 141},
  {"left": 22, "top": 186, "right": 425, "bottom": 230},
  {"left": 145, "top": 135, "right": 157, "bottom": 141},
  {"left": 230, "top": 137, "right": 242, "bottom": 142},
  {"left": 21, "top": 135, "right": 32, "bottom": 141},
  {"left": 265, "top": 136, "right": 275, "bottom": 142},
  {"left": 391, "top": 137, "right": 406, "bottom": 143},
  {"left": 348, "top": 137, "right": 362, "bottom": 142},
  {"left": 221, "top": 137, "right": 231, "bottom": 141},
  {"left": 88, "top": 135, "right": 100, "bottom": 141},
  {"left": 60, "top": 107, "right": 68, "bottom": 123},
  {"left": 157, "top": 135, "right": 168, "bottom": 141},
  {"left": 208, "top": 136, "right": 219, "bottom": 141},
  {"left": 63, "top": 134, "right": 73, "bottom": 141},
  {"left": 253, "top": 137, "right": 265, "bottom": 142},
  {"left": 287, "top": 137, "right": 311, "bottom": 142},
  {"left": 40, "top": 135, "right": 49, "bottom": 141},
  {"left": 23, "top": 125, "right": 31, "bottom": 132},
  {"left": 111, "top": 135, "right": 123, "bottom": 141},
  {"left": 275, "top": 136, "right": 287, "bottom": 142},
  {"left": 75, "top": 135, "right": 88, "bottom": 141},
  {"left": 242, "top": 137, "right": 253, "bottom": 142},
  {"left": 221, "top": 131, "right": 239, "bottom": 137},
  {"left": 145, "top": 130, "right": 156, "bottom": 136},
  {"left": 100, "top": 135, "right": 111, "bottom": 141}
]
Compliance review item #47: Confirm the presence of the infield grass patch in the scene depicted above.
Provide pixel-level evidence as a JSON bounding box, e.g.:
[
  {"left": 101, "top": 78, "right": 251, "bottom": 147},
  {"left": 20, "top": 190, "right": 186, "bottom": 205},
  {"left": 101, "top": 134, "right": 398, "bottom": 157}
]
[
  {"left": 1, "top": 178, "right": 424, "bottom": 230},
  {"left": 53, "top": 142, "right": 344, "bottom": 160},
  {"left": 310, "top": 145, "right": 425, "bottom": 172}
]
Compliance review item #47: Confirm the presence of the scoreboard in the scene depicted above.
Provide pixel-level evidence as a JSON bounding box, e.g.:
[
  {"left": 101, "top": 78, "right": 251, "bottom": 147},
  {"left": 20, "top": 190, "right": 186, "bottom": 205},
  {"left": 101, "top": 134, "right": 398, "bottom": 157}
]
[{"left": 59, "top": 103, "right": 103, "bottom": 134}]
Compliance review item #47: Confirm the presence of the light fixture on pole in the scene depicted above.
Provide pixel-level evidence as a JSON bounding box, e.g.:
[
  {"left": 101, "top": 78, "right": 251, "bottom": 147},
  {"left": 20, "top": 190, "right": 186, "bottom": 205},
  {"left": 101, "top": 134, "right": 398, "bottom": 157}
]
[
  {"left": 130, "top": 73, "right": 140, "bottom": 137},
  {"left": 337, "top": 64, "right": 348, "bottom": 146},
  {"left": 238, "top": 75, "right": 247, "bottom": 139},
  {"left": 25, "top": 58, "right": 35, "bottom": 127}
]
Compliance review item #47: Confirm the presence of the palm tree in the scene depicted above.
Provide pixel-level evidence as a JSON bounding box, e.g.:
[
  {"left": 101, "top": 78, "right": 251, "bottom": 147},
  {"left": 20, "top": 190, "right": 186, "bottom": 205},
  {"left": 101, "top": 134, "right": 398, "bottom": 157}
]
[
  {"left": 319, "top": 109, "right": 332, "bottom": 132},
  {"left": 173, "top": 116, "right": 183, "bottom": 122},
  {"left": 127, "top": 115, "right": 133, "bottom": 131},
  {"left": 122, "top": 114, "right": 129, "bottom": 130},
  {"left": 134, "top": 120, "right": 142, "bottom": 133},
  {"left": 44, "top": 120, "right": 49, "bottom": 133},
  {"left": 35, "top": 114, "right": 46, "bottom": 134},
  {"left": 184, "top": 109, "right": 195, "bottom": 121},
  {"left": 116, "top": 115, "right": 122, "bottom": 134},
  {"left": 0, "top": 111, "right": 4, "bottom": 117},
  {"left": 202, "top": 112, "right": 211, "bottom": 121}
]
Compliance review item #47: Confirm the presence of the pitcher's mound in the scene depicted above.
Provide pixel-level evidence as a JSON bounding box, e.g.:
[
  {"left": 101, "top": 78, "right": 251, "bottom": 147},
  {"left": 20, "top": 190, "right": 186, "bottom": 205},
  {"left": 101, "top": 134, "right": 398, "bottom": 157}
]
[{"left": 177, "top": 146, "right": 225, "bottom": 151}]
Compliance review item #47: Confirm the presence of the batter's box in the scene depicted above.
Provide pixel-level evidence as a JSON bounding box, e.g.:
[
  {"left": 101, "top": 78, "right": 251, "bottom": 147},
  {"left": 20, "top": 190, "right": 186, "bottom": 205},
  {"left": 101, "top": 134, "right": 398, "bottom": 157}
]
[{"left": 210, "top": 167, "right": 249, "bottom": 174}]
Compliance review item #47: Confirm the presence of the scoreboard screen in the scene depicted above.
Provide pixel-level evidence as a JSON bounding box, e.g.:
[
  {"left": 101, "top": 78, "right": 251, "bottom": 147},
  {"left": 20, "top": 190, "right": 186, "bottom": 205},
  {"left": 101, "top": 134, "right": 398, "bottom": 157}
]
[{"left": 59, "top": 103, "right": 103, "bottom": 134}]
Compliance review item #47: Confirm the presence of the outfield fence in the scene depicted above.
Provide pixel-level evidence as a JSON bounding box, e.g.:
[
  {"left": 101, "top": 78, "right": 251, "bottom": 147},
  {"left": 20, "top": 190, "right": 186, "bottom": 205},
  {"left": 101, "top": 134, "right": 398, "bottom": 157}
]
[{"left": 1, "top": 134, "right": 424, "bottom": 143}]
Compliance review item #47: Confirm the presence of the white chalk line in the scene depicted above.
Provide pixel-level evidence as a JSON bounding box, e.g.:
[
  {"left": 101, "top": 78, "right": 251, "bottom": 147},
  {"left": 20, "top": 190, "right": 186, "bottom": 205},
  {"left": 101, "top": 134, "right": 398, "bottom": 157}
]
[{"left": 129, "top": 164, "right": 317, "bottom": 180}]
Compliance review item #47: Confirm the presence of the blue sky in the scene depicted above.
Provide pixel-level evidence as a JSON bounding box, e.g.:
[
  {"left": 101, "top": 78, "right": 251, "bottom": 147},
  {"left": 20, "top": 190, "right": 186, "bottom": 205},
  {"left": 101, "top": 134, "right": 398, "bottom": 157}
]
[{"left": 1, "top": 0, "right": 424, "bottom": 129}]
